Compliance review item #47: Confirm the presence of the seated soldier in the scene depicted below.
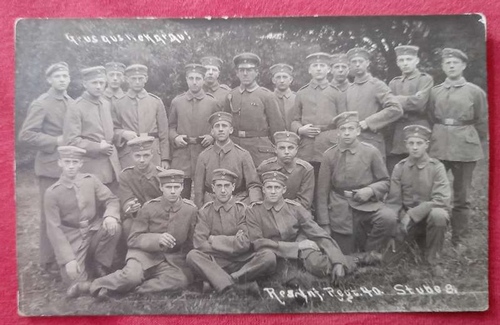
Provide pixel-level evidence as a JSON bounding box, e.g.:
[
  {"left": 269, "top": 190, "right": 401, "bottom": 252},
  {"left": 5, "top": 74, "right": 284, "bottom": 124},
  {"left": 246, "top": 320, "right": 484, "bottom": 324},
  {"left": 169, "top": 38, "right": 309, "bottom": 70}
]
[
  {"left": 385, "top": 125, "right": 451, "bottom": 276},
  {"left": 186, "top": 169, "right": 276, "bottom": 295},
  {"left": 44, "top": 146, "right": 121, "bottom": 298},
  {"left": 71, "top": 170, "right": 197, "bottom": 298},
  {"left": 257, "top": 131, "right": 314, "bottom": 210},
  {"left": 316, "top": 111, "right": 397, "bottom": 255}
]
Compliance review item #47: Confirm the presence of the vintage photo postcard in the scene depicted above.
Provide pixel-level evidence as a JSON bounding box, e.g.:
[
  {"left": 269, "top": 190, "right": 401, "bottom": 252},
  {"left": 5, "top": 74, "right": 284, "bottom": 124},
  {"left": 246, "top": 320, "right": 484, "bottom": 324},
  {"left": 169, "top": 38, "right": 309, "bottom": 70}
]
[{"left": 15, "top": 15, "right": 488, "bottom": 316}]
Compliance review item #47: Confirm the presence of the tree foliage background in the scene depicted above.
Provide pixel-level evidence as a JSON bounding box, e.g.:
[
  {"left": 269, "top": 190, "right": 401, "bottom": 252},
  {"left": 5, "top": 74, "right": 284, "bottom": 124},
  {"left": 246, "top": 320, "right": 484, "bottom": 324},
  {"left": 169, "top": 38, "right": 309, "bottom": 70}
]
[{"left": 15, "top": 15, "right": 486, "bottom": 166}]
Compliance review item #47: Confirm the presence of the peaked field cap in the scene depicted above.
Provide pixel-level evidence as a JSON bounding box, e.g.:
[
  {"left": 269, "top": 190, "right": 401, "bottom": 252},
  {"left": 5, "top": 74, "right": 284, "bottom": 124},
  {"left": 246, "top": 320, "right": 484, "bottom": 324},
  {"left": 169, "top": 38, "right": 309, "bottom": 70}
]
[
  {"left": 185, "top": 63, "right": 206, "bottom": 75},
  {"left": 81, "top": 66, "right": 106, "bottom": 81},
  {"left": 125, "top": 64, "right": 148, "bottom": 76},
  {"left": 331, "top": 111, "right": 359, "bottom": 128},
  {"left": 394, "top": 45, "right": 419, "bottom": 57},
  {"left": 58, "top": 146, "right": 86, "bottom": 159},
  {"left": 306, "top": 52, "right": 332, "bottom": 65},
  {"left": 403, "top": 125, "right": 432, "bottom": 141},
  {"left": 105, "top": 62, "right": 126, "bottom": 73},
  {"left": 331, "top": 53, "right": 349, "bottom": 65},
  {"left": 346, "top": 47, "right": 371, "bottom": 61},
  {"left": 441, "top": 48, "right": 468, "bottom": 62},
  {"left": 201, "top": 56, "right": 223, "bottom": 69},
  {"left": 212, "top": 168, "right": 238, "bottom": 183},
  {"left": 269, "top": 63, "right": 294, "bottom": 76},
  {"left": 261, "top": 170, "right": 288, "bottom": 186},
  {"left": 233, "top": 52, "right": 261, "bottom": 67},
  {"left": 274, "top": 131, "right": 300, "bottom": 145},
  {"left": 127, "top": 136, "right": 155, "bottom": 152},
  {"left": 209, "top": 111, "right": 233, "bottom": 126},
  {"left": 158, "top": 169, "right": 185, "bottom": 184},
  {"left": 46, "top": 62, "right": 69, "bottom": 77}
]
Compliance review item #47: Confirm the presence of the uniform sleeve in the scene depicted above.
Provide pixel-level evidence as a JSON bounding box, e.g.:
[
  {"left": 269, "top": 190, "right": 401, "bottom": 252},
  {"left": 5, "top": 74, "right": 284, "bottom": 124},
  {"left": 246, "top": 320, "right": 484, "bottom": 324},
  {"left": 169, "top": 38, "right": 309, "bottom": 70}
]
[
  {"left": 242, "top": 151, "right": 263, "bottom": 203},
  {"left": 18, "top": 99, "right": 59, "bottom": 153},
  {"left": 385, "top": 163, "right": 404, "bottom": 215},
  {"left": 263, "top": 92, "right": 286, "bottom": 138},
  {"left": 473, "top": 86, "right": 488, "bottom": 141},
  {"left": 395, "top": 75, "right": 434, "bottom": 113},
  {"left": 290, "top": 92, "right": 304, "bottom": 133},
  {"left": 193, "top": 153, "right": 208, "bottom": 208},
  {"left": 211, "top": 205, "right": 251, "bottom": 255},
  {"left": 117, "top": 172, "right": 137, "bottom": 210},
  {"left": 44, "top": 190, "right": 76, "bottom": 265},
  {"left": 110, "top": 101, "right": 127, "bottom": 148},
  {"left": 156, "top": 98, "right": 170, "bottom": 161},
  {"left": 168, "top": 99, "right": 180, "bottom": 141},
  {"left": 316, "top": 153, "right": 333, "bottom": 226},
  {"left": 192, "top": 208, "right": 214, "bottom": 252},
  {"left": 295, "top": 165, "right": 315, "bottom": 209},
  {"left": 63, "top": 104, "right": 101, "bottom": 156},
  {"left": 366, "top": 149, "right": 390, "bottom": 200},
  {"left": 128, "top": 206, "right": 162, "bottom": 252},
  {"left": 93, "top": 176, "right": 121, "bottom": 221},
  {"left": 364, "top": 81, "right": 403, "bottom": 131},
  {"left": 407, "top": 162, "right": 451, "bottom": 223}
]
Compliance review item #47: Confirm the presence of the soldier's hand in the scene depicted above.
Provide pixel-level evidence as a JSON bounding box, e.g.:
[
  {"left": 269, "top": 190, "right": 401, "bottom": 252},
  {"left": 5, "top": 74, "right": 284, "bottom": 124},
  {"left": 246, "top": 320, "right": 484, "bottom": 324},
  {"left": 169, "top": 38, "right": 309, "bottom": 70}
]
[
  {"left": 200, "top": 134, "right": 214, "bottom": 147},
  {"left": 298, "top": 239, "right": 320, "bottom": 251},
  {"left": 359, "top": 120, "right": 368, "bottom": 130},
  {"left": 353, "top": 187, "right": 374, "bottom": 203},
  {"left": 159, "top": 233, "right": 176, "bottom": 249},
  {"left": 298, "top": 124, "right": 321, "bottom": 138},
  {"left": 174, "top": 135, "right": 188, "bottom": 147},
  {"left": 99, "top": 141, "right": 114, "bottom": 156},
  {"left": 103, "top": 217, "right": 118, "bottom": 236},
  {"left": 321, "top": 224, "right": 332, "bottom": 236},
  {"left": 235, "top": 229, "right": 245, "bottom": 239},
  {"left": 330, "top": 263, "right": 345, "bottom": 286},
  {"left": 208, "top": 235, "right": 215, "bottom": 244},
  {"left": 161, "top": 160, "right": 170, "bottom": 170},
  {"left": 124, "top": 199, "right": 141, "bottom": 215},
  {"left": 65, "top": 260, "right": 81, "bottom": 281},
  {"left": 122, "top": 130, "right": 138, "bottom": 141},
  {"left": 400, "top": 213, "right": 411, "bottom": 235}
]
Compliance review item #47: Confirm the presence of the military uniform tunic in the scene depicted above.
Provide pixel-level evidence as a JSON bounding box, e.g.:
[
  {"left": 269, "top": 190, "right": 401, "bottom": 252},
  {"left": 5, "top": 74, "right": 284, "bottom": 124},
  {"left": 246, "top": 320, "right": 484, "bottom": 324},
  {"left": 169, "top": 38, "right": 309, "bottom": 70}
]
[
  {"left": 203, "top": 82, "right": 231, "bottom": 110},
  {"left": 274, "top": 88, "right": 296, "bottom": 130},
  {"left": 169, "top": 90, "right": 219, "bottom": 177},
  {"left": 103, "top": 87, "right": 125, "bottom": 102},
  {"left": 330, "top": 79, "right": 350, "bottom": 112}
]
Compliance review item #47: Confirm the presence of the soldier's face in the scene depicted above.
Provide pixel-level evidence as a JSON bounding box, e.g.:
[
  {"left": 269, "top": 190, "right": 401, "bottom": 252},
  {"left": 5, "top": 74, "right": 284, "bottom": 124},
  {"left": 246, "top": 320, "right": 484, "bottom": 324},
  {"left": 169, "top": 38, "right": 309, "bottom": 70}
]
[
  {"left": 405, "top": 137, "right": 429, "bottom": 159},
  {"left": 308, "top": 62, "right": 331, "bottom": 81},
  {"left": 132, "top": 149, "right": 153, "bottom": 170},
  {"left": 161, "top": 183, "right": 183, "bottom": 203},
  {"left": 47, "top": 70, "right": 70, "bottom": 91},
  {"left": 442, "top": 57, "right": 466, "bottom": 79},
  {"left": 127, "top": 74, "right": 148, "bottom": 92},
  {"left": 106, "top": 71, "right": 124, "bottom": 90},
  {"left": 236, "top": 66, "right": 258, "bottom": 86},
  {"left": 332, "top": 63, "right": 349, "bottom": 82},
  {"left": 204, "top": 65, "right": 220, "bottom": 84},
  {"left": 58, "top": 158, "right": 83, "bottom": 178},
  {"left": 186, "top": 72, "right": 204, "bottom": 93},
  {"left": 272, "top": 72, "right": 293, "bottom": 91},
  {"left": 276, "top": 141, "right": 298, "bottom": 164},
  {"left": 338, "top": 122, "right": 361, "bottom": 145},
  {"left": 349, "top": 56, "right": 370, "bottom": 76},
  {"left": 84, "top": 77, "right": 106, "bottom": 97},
  {"left": 397, "top": 55, "right": 419, "bottom": 75},
  {"left": 262, "top": 181, "right": 286, "bottom": 204},
  {"left": 212, "top": 179, "right": 235, "bottom": 204},
  {"left": 211, "top": 121, "right": 233, "bottom": 142}
]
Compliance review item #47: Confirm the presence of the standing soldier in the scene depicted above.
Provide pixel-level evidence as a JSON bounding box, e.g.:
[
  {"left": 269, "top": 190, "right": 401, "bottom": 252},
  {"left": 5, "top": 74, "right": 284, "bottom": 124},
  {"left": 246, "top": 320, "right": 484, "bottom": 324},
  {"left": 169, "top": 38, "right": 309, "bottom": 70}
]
[
  {"left": 44, "top": 146, "right": 121, "bottom": 297},
  {"left": 290, "top": 52, "right": 344, "bottom": 179},
  {"left": 270, "top": 63, "right": 296, "bottom": 130},
  {"left": 316, "top": 112, "right": 396, "bottom": 255},
  {"left": 111, "top": 64, "right": 170, "bottom": 170},
  {"left": 63, "top": 66, "right": 121, "bottom": 192},
  {"left": 187, "top": 169, "right": 275, "bottom": 295},
  {"left": 224, "top": 52, "right": 285, "bottom": 166},
  {"left": 169, "top": 64, "right": 219, "bottom": 199},
  {"left": 103, "top": 62, "right": 126, "bottom": 102},
  {"left": 201, "top": 56, "right": 231, "bottom": 110},
  {"left": 194, "top": 112, "right": 262, "bottom": 208},
  {"left": 330, "top": 53, "right": 350, "bottom": 111},
  {"left": 345, "top": 47, "right": 403, "bottom": 158},
  {"left": 387, "top": 45, "right": 434, "bottom": 173},
  {"left": 257, "top": 131, "right": 315, "bottom": 210},
  {"left": 428, "top": 48, "right": 487, "bottom": 250},
  {"left": 385, "top": 125, "right": 451, "bottom": 276},
  {"left": 18, "top": 62, "right": 73, "bottom": 275}
]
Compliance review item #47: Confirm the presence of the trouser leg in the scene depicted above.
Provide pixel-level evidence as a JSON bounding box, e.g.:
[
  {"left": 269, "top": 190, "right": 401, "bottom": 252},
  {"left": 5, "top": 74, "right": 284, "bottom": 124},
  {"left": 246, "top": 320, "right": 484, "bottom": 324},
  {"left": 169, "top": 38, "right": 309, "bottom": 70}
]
[
  {"left": 136, "top": 258, "right": 193, "bottom": 293},
  {"left": 186, "top": 250, "right": 234, "bottom": 292},
  {"left": 89, "top": 258, "right": 144, "bottom": 294},
  {"left": 87, "top": 224, "right": 122, "bottom": 269},
  {"left": 181, "top": 178, "right": 192, "bottom": 199},
  {"left": 231, "top": 250, "right": 277, "bottom": 283},
  {"left": 425, "top": 208, "right": 449, "bottom": 264},
  {"left": 356, "top": 207, "right": 398, "bottom": 252},
  {"left": 331, "top": 231, "right": 355, "bottom": 255},
  {"left": 38, "top": 176, "right": 58, "bottom": 265}
]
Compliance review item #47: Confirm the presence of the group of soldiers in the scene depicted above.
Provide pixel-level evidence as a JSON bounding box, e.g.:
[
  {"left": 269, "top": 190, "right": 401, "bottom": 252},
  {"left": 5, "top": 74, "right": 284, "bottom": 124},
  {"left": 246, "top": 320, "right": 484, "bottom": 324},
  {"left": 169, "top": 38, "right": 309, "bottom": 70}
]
[{"left": 18, "top": 44, "right": 487, "bottom": 300}]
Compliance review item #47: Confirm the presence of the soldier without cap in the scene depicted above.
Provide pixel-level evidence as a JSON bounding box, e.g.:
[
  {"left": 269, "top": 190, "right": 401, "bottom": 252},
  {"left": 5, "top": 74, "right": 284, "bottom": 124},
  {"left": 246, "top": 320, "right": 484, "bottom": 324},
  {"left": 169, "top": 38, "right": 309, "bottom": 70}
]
[
  {"left": 330, "top": 53, "right": 351, "bottom": 111},
  {"left": 201, "top": 56, "right": 231, "bottom": 110},
  {"left": 103, "top": 62, "right": 126, "bottom": 102},
  {"left": 270, "top": 63, "right": 296, "bottom": 130}
]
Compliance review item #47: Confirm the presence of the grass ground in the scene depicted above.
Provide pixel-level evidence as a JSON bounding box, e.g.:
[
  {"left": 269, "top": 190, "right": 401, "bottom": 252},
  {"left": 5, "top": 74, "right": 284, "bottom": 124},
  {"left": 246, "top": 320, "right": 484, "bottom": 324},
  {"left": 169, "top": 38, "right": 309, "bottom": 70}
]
[{"left": 16, "top": 158, "right": 488, "bottom": 316}]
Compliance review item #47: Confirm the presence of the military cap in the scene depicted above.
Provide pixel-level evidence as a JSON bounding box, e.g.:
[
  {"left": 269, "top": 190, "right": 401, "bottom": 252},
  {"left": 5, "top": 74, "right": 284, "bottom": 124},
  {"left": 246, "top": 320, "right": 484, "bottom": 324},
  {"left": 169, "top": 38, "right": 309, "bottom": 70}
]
[
  {"left": 105, "top": 62, "right": 126, "bottom": 73},
  {"left": 81, "top": 66, "right": 106, "bottom": 81},
  {"left": 331, "top": 111, "right": 359, "bottom": 128},
  {"left": 306, "top": 52, "right": 331, "bottom": 65},
  {"left": 158, "top": 169, "right": 185, "bottom": 184},
  {"left": 209, "top": 111, "right": 233, "bottom": 126},
  {"left": 212, "top": 168, "right": 238, "bottom": 183},
  {"left": 45, "top": 62, "right": 69, "bottom": 77},
  {"left": 269, "top": 63, "right": 294, "bottom": 76},
  {"left": 273, "top": 131, "right": 300, "bottom": 146},
  {"left": 233, "top": 52, "right": 261, "bottom": 68},
  {"left": 127, "top": 136, "right": 155, "bottom": 152},
  {"left": 403, "top": 124, "right": 432, "bottom": 141},
  {"left": 331, "top": 53, "right": 349, "bottom": 66},
  {"left": 441, "top": 48, "right": 468, "bottom": 63},
  {"left": 261, "top": 170, "right": 288, "bottom": 186},
  {"left": 185, "top": 63, "right": 206, "bottom": 76},
  {"left": 395, "top": 45, "right": 419, "bottom": 57},
  {"left": 346, "top": 47, "right": 371, "bottom": 61},
  {"left": 57, "top": 146, "right": 86, "bottom": 159},
  {"left": 201, "top": 56, "right": 223, "bottom": 69},
  {"left": 125, "top": 64, "right": 148, "bottom": 76}
]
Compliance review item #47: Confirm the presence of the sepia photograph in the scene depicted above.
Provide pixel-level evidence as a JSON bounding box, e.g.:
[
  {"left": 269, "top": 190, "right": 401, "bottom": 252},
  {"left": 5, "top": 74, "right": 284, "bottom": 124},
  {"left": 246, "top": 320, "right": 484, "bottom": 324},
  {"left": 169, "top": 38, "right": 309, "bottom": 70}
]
[{"left": 15, "top": 15, "right": 488, "bottom": 316}]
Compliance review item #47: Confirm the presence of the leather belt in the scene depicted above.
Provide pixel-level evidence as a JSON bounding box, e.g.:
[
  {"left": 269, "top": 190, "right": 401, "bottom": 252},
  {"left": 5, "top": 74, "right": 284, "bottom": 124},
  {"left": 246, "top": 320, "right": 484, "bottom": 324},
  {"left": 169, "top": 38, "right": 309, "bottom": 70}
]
[
  {"left": 137, "top": 132, "right": 159, "bottom": 138},
  {"left": 332, "top": 187, "right": 355, "bottom": 198},
  {"left": 436, "top": 118, "right": 474, "bottom": 126},
  {"left": 233, "top": 129, "right": 268, "bottom": 138}
]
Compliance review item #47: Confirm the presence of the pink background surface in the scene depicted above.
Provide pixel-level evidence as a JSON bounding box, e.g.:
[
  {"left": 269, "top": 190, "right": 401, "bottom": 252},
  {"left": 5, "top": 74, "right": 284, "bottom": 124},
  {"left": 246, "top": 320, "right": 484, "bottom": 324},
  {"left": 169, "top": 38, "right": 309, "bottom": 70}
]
[{"left": 1, "top": 0, "right": 498, "bottom": 324}]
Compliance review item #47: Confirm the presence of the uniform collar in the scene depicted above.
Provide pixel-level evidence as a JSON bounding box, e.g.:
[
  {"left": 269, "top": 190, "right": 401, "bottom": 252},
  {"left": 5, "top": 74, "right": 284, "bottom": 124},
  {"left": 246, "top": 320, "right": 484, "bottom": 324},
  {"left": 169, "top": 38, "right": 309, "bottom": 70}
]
[
  {"left": 407, "top": 153, "right": 430, "bottom": 169},
  {"left": 161, "top": 197, "right": 183, "bottom": 212},
  {"left": 339, "top": 139, "right": 360, "bottom": 154},
  {"left": 402, "top": 69, "right": 420, "bottom": 81},
  {"left": 48, "top": 87, "right": 70, "bottom": 100},
  {"left": 274, "top": 88, "right": 293, "bottom": 99},
  {"left": 353, "top": 73, "right": 372, "bottom": 84},
  {"left": 310, "top": 79, "right": 329, "bottom": 89},
  {"left": 82, "top": 91, "right": 103, "bottom": 105},
  {"left": 104, "top": 87, "right": 125, "bottom": 99},
  {"left": 213, "top": 197, "right": 236, "bottom": 212},
  {"left": 263, "top": 197, "right": 285, "bottom": 211},
  {"left": 135, "top": 163, "right": 157, "bottom": 179},
  {"left": 203, "top": 82, "right": 220, "bottom": 93},
  {"left": 214, "top": 140, "right": 234, "bottom": 154},
  {"left": 443, "top": 77, "right": 467, "bottom": 88},
  {"left": 331, "top": 80, "right": 350, "bottom": 91},
  {"left": 127, "top": 88, "right": 148, "bottom": 99},
  {"left": 239, "top": 83, "right": 259, "bottom": 93},
  {"left": 57, "top": 173, "right": 85, "bottom": 189},
  {"left": 186, "top": 89, "right": 206, "bottom": 101}
]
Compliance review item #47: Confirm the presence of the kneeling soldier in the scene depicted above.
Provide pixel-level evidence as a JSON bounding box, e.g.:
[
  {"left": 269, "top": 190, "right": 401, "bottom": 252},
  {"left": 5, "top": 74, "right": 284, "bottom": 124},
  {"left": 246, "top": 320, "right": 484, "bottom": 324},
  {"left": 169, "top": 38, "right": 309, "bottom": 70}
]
[
  {"left": 187, "top": 169, "right": 275, "bottom": 294},
  {"left": 44, "top": 146, "right": 121, "bottom": 297},
  {"left": 385, "top": 125, "right": 451, "bottom": 275}
]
